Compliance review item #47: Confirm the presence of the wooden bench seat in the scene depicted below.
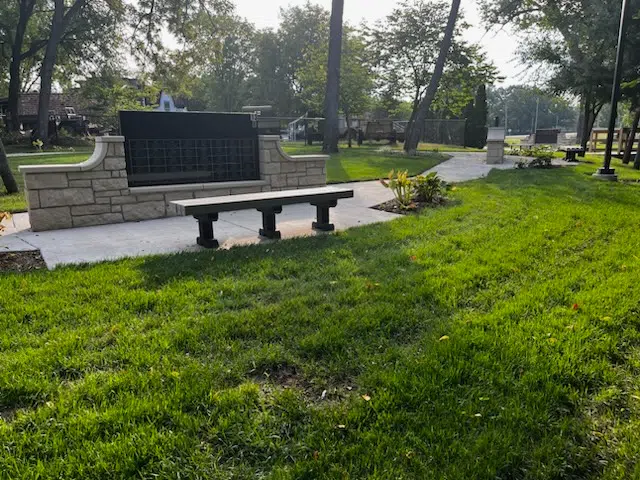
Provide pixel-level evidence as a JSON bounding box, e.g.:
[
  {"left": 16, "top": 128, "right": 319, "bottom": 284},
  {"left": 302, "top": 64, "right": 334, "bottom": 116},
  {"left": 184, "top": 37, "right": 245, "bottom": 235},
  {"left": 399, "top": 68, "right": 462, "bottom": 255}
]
[{"left": 172, "top": 186, "right": 355, "bottom": 248}]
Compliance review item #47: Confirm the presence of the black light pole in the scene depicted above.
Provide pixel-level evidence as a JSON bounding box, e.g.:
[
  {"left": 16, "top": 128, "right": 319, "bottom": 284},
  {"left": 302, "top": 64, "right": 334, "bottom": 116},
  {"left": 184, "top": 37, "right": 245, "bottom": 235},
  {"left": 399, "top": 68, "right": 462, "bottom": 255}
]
[{"left": 595, "top": 0, "right": 631, "bottom": 180}]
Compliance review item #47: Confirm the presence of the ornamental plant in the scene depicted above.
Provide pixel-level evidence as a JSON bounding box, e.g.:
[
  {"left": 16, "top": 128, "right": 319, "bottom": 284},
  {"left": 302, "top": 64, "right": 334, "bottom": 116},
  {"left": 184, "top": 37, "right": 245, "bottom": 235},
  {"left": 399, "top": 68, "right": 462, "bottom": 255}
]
[
  {"left": 0, "top": 212, "right": 11, "bottom": 233},
  {"left": 413, "top": 172, "right": 448, "bottom": 203},
  {"left": 380, "top": 170, "right": 414, "bottom": 208}
]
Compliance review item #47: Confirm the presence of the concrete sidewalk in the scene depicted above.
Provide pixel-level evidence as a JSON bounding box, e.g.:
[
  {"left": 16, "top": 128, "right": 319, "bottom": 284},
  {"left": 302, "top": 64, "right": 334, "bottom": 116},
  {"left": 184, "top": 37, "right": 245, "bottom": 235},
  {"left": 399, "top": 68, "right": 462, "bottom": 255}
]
[
  {"left": 0, "top": 153, "right": 564, "bottom": 268},
  {"left": 1, "top": 180, "right": 399, "bottom": 267}
]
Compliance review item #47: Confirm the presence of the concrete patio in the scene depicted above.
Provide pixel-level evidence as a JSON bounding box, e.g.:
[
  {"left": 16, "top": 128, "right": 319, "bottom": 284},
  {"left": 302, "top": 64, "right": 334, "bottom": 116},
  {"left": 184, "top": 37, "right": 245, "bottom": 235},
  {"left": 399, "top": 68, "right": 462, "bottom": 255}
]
[{"left": 0, "top": 153, "right": 562, "bottom": 268}]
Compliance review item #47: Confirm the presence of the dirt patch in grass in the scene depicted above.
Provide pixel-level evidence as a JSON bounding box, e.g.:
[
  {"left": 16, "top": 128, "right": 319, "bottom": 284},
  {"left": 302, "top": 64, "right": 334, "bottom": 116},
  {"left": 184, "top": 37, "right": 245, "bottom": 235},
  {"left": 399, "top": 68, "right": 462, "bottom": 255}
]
[
  {"left": 0, "top": 250, "right": 47, "bottom": 272},
  {"left": 0, "top": 407, "right": 19, "bottom": 423},
  {"left": 252, "top": 364, "right": 357, "bottom": 404}
]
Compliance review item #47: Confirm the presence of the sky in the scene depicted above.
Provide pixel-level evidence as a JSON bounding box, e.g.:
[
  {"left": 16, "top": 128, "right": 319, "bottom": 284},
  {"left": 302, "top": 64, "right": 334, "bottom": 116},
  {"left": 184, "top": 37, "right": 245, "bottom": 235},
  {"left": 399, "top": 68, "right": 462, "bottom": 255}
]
[{"left": 233, "top": 0, "right": 525, "bottom": 86}]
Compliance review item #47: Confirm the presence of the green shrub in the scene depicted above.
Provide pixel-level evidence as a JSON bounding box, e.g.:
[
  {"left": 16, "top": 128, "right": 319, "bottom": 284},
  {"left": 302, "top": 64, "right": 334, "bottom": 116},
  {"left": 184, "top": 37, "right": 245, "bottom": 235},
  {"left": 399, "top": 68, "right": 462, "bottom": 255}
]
[
  {"left": 413, "top": 172, "right": 448, "bottom": 202},
  {"left": 381, "top": 170, "right": 448, "bottom": 208}
]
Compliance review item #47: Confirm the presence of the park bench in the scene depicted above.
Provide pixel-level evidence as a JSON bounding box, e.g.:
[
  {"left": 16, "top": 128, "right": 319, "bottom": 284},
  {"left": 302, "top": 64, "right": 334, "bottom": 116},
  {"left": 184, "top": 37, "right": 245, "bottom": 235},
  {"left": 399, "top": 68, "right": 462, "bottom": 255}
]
[
  {"left": 172, "top": 186, "right": 355, "bottom": 248},
  {"left": 559, "top": 146, "right": 585, "bottom": 162}
]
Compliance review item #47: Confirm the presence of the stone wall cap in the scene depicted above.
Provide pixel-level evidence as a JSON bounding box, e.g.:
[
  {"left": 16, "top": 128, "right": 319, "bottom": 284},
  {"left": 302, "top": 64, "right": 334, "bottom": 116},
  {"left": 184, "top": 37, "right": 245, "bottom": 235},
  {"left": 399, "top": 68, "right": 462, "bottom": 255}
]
[
  {"left": 129, "top": 179, "right": 268, "bottom": 194},
  {"left": 19, "top": 163, "right": 83, "bottom": 173},
  {"left": 96, "top": 135, "right": 125, "bottom": 143},
  {"left": 19, "top": 138, "right": 114, "bottom": 174},
  {"left": 287, "top": 154, "right": 330, "bottom": 162}
]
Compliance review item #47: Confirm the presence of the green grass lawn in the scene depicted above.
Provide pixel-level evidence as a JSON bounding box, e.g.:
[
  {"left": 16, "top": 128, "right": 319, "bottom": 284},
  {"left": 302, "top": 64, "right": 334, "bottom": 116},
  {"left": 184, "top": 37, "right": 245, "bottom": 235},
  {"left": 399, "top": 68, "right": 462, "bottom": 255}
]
[
  {"left": 0, "top": 152, "right": 92, "bottom": 212},
  {"left": 281, "top": 143, "right": 448, "bottom": 183},
  {"left": 2, "top": 167, "right": 640, "bottom": 478}
]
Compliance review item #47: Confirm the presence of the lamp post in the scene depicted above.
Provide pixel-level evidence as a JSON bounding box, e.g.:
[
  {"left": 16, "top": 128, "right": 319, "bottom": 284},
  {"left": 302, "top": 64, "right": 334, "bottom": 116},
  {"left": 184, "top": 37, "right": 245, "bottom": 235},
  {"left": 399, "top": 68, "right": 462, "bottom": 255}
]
[{"left": 594, "top": 0, "right": 631, "bottom": 180}]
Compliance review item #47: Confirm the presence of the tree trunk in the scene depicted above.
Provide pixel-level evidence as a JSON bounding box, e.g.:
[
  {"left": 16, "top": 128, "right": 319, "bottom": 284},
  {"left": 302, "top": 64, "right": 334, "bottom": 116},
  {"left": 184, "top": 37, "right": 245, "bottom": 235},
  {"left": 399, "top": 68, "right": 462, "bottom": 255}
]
[
  {"left": 404, "top": 93, "right": 421, "bottom": 148},
  {"left": 36, "top": 0, "right": 86, "bottom": 143},
  {"left": 580, "top": 94, "right": 591, "bottom": 151},
  {"left": 0, "top": 138, "right": 19, "bottom": 194},
  {"left": 322, "top": 0, "right": 344, "bottom": 154},
  {"left": 7, "top": 0, "right": 37, "bottom": 132},
  {"left": 404, "top": 0, "right": 461, "bottom": 154},
  {"left": 622, "top": 108, "right": 640, "bottom": 164},
  {"left": 346, "top": 112, "right": 352, "bottom": 148},
  {"left": 576, "top": 95, "right": 585, "bottom": 147},
  {"left": 634, "top": 145, "right": 640, "bottom": 169}
]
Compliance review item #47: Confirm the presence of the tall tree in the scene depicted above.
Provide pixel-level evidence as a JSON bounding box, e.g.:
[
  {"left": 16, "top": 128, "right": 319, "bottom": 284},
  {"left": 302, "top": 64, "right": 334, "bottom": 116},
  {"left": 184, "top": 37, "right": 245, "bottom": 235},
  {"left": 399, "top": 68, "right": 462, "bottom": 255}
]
[
  {"left": 0, "top": 137, "right": 18, "bottom": 194},
  {"left": 465, "top": 84, "right": 489, "bottom": 149},
  {"left": 299, "top": 29, "right": 374, "bottom": 146},
  {"left": 277, "top": 2, "right": 329, "bottom": 115},
  {"left": 3, "top": 0, "right": 41, "bottom": 131},
  {"left": 322, "top": 0, "right": 344, "bottom": 153},
  {"left": 622, "top": 107, "right": 640, "bottom": 164},
  {"left": 404, "top": 0, "right": 461, "bottom": 153},
  {"left": 247, "top": 30, "right": 290, "bottom": 114},
  {"left": 369, "top": 0, "right": 454, "bottom": 128},
  {"left": 479, "top": 0, "right": 637, "bottom": 150},
  {"left": 36, "top": 0, "right": 86, "bottom": 143}
]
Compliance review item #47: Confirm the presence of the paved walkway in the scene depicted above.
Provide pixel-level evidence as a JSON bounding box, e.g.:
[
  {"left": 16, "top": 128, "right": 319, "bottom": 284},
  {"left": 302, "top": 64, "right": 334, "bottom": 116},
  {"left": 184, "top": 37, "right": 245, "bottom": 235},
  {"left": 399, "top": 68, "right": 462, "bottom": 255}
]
[{"left": 0, "top": 153, "right": 566, "bottom": 268}]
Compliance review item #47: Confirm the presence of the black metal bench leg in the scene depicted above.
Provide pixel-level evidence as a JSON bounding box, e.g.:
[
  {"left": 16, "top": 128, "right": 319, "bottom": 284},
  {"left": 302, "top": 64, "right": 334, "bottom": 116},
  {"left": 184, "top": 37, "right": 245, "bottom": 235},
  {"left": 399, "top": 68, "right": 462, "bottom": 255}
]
[
  {"left": 312, "top": 200, "right": 338, "bottom": 231},
  {"left": 195, "top": 213, "right": 219, "bottom": 248},
  {"left": 258, "top": 206, "right": 282, "bottom": 239}
]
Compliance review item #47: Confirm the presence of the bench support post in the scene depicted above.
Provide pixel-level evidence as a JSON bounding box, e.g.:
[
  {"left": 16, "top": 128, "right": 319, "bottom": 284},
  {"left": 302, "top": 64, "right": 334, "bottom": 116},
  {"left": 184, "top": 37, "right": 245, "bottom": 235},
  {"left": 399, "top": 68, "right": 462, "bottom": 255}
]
[
  {"left": 258, "top": 206, "right": 282, "bottom": 239},
  {"left": 195, "top": 213, "right": 219, "bottom": 249},
  {"left": 312, "top": 200, "right": 338, "bottom": 231}
]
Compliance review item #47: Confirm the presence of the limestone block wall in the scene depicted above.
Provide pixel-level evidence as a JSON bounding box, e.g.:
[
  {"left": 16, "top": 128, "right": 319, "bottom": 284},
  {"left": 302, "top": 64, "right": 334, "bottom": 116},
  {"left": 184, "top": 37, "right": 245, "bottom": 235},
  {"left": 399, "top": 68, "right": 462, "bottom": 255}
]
[{"left": 20, "top": 135, "right": 328, "bottom": 232}]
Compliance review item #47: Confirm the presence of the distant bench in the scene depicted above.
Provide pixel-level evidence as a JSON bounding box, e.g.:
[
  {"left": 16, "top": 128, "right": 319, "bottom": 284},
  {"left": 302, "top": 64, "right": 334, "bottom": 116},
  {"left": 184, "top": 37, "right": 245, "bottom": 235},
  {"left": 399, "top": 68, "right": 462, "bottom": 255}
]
[
  {"left": 559, "top": 146, "right": 585, "bottom": 162},
  {"left": 172, "top": 186, "right": 355, "bottom": 248}
]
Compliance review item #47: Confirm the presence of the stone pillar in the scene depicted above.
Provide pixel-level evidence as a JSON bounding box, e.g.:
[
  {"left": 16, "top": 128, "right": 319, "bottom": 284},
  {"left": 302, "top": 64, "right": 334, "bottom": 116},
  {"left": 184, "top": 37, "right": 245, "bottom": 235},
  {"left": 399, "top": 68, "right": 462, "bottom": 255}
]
[{"left": 486, "top": 127, "right": 506, "bottom": 165}]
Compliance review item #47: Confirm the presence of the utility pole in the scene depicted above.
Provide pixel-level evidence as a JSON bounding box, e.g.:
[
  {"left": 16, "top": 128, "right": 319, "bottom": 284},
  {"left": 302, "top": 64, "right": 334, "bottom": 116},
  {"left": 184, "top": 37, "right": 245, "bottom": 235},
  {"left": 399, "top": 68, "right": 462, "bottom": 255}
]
[
  {"left": 534, "top": 98, "right": 540, "bottom": 133},
  {"left": 595, "top": 0, "right": 630, "bottom": 180}
]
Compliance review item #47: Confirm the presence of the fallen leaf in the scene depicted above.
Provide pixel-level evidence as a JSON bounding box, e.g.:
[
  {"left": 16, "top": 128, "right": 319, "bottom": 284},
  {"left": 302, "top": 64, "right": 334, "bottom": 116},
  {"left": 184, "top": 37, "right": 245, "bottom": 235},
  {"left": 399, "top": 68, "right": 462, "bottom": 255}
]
[
  {"left": 410, "top": 255, "right": 417, "bottom": 262},
  {"left": 362, "top": 394, "right": 371, "bottom": 402},
  {"left": 439, "top": 335, "right": 450, "bottom": 342},
  {"left": 313, "top": 451, "right": 320, "bottom": 460},
  {"left": 474, "top": 413, "right": 482, "bottom": 417},
  {"left": 572, "top": 303, "right": 579, "bottom": 311},
  {"left": 337, "top": 424, "right": 346, "bottom": 429}
]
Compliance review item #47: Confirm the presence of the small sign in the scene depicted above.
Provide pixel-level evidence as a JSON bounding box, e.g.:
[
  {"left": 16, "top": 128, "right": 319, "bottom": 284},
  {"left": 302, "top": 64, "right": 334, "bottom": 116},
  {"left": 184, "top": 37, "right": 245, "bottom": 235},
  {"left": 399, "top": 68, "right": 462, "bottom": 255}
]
[{"left": 487, "top": 127, "right": 506, "bottom": 142}]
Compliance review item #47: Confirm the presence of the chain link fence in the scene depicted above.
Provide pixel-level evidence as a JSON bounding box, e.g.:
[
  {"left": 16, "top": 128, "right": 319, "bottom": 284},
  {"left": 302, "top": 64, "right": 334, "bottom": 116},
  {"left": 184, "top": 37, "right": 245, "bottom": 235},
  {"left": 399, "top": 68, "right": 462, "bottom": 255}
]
[{"left": 395, "top": 119, "right": 467, "bottom": 146}]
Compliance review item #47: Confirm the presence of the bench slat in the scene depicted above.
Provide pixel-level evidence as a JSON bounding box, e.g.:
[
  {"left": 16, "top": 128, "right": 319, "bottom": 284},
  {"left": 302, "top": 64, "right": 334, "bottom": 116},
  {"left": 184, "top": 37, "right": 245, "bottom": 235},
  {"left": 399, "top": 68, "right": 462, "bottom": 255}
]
[{"left": 172, "top": 186, "right": 354, "bottom": 216}]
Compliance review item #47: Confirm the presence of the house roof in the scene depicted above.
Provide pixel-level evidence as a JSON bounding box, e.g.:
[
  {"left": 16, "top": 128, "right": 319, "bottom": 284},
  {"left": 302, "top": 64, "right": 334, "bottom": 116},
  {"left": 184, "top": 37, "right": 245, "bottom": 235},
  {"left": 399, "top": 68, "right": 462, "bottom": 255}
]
[{"left": 0, "top": 92, "right": 94, "bottom": 118}]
